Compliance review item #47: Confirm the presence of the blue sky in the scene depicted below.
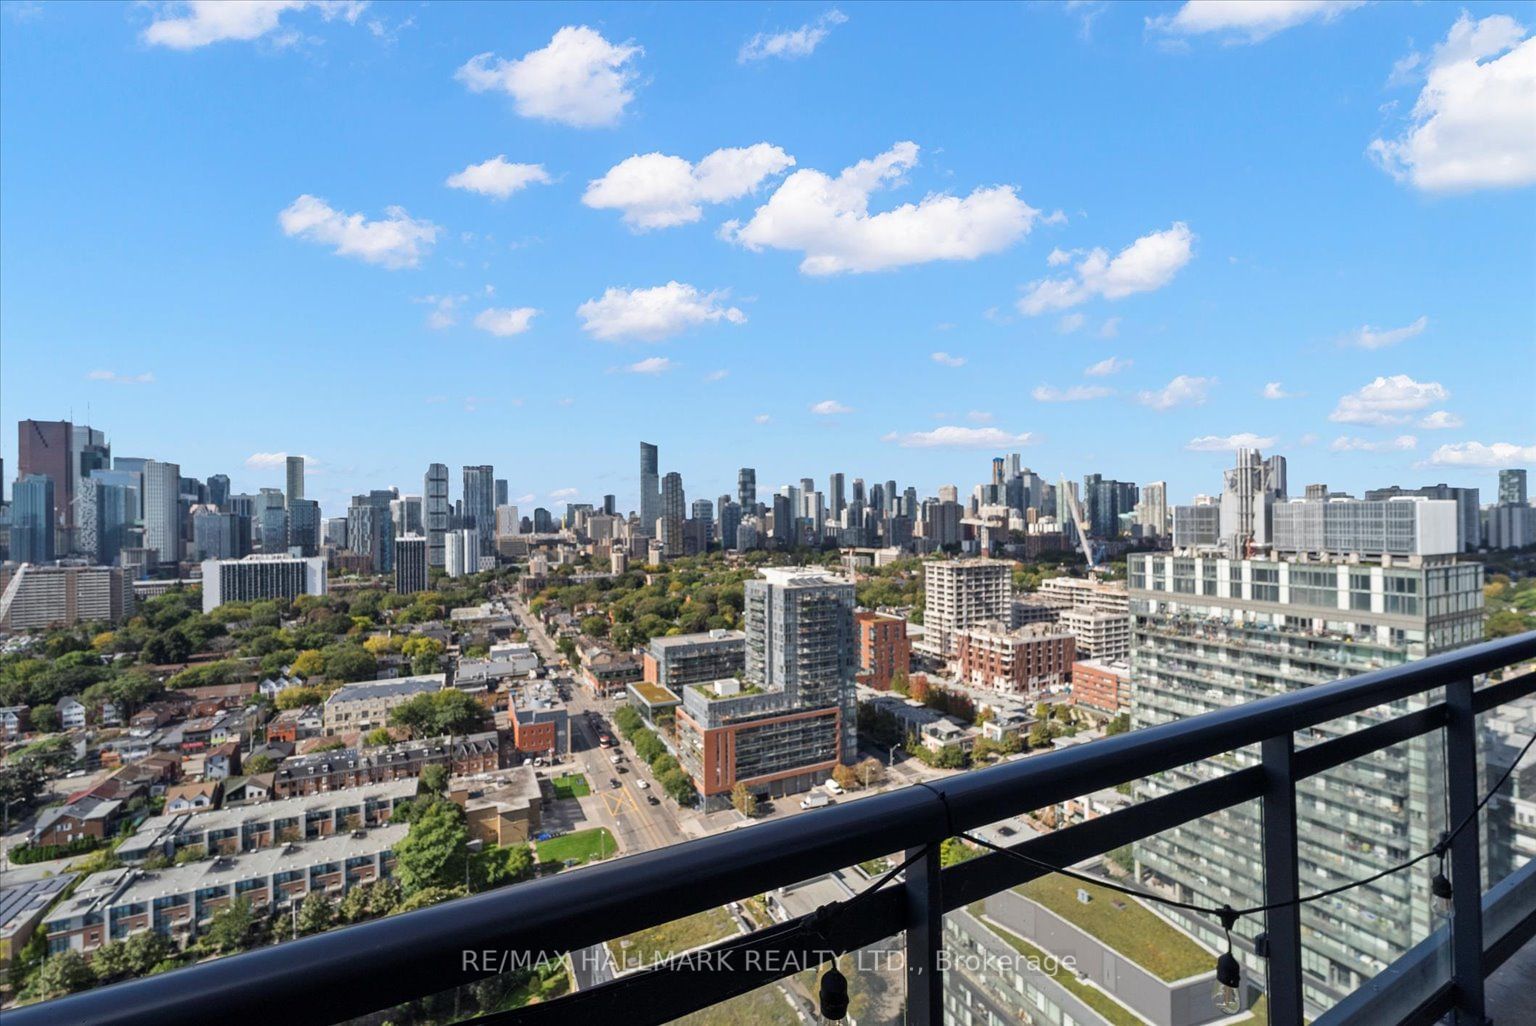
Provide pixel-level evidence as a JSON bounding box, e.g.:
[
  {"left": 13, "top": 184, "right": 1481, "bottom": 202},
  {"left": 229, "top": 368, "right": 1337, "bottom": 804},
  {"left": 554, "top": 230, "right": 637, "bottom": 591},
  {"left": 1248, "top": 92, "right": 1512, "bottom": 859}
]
[{"left": 2, "top": 1, "right": 1533, "bottom": 518}]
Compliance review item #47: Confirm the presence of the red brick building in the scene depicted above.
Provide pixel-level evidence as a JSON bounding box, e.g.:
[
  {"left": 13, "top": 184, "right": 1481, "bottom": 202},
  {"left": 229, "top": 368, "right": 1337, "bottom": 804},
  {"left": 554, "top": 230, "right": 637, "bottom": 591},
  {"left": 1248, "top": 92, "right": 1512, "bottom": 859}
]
[
  {"left": 1071, "top": 659, "right": 1131, "bottom": 715},
  {"left": 955, "top": 623, "right": 1075, "bottom": 695},
  {"left": 855, "top": 611, "right": 911, "bottom": 689}
]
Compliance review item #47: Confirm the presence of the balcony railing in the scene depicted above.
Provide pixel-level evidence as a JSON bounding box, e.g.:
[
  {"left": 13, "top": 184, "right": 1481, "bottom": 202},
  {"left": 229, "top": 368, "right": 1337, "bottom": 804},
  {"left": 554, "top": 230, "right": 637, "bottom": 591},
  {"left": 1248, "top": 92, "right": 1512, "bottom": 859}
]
[{"left": 14, "top": 631, "right": 1536, "bottom": 1026}]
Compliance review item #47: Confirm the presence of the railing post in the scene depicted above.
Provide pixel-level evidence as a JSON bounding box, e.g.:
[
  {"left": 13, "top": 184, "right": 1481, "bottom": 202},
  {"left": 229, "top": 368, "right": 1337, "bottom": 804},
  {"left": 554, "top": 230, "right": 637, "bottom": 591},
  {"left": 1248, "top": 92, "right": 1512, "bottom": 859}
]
[
  {"left": 903, "top": 843, "right": 944, "bottom": 1026},
  {"left": 1261, "top": 733, "right": 1304, "bottom": 1026},
  {"left": 1446, "top": 676, "right": 1489, "bottom": 1024}
]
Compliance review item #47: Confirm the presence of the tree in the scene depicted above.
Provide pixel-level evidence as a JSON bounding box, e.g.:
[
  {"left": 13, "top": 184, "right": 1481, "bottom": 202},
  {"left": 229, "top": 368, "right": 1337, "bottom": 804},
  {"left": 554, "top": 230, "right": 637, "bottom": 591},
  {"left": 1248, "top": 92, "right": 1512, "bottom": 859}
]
[
  {"left": 659, "top": 768, "right": 696, "bottom": 805},
  {"left": 363, "top": 727, "right": 394, "bottom": 748},
  {"left": 244, "top": 754, "right": 277, "bottom": 774},
  {"left": 201, "top": 898, "right": 257, "bottom": 955},
  {"left": 474, "top": 843, "right": 534, "bottom": 889},
  {"left": 1028, "top": 721, "right": 1052, "bottom": 749},
  {"left": 393, "top": 798, "right": 471, "bottom": 895},
  {"left": 390, "top": 689, "right": 490, "bottom": 739},
  {"left": 832, "top": 764, "right": 860, "bottom": 791},
  {"left": 320, "top": 643, "right": 377, "bottom": 683},
  {"left": 26, "top": 951, "right": 94, "bottom": 1001},
  {"left": 174, "top": 844, "right": 209, "bottom": 865},
  {"left": 856, "top": 757, "right": 885, "bottom": 787},
  {"left": 275, "top": 685, "right": 322, "bottom": 711},
  {"left": 290, "top": 649, "right": 326, "bottom": 679},
  {"left": 730, "top": 782, "right": 758, "bottom": 817},
  {"left": 419, "top": 763, "right": 449, "bottom": 797},
  {"left": 939, "top": 837, "right": 979, "bottom": 867},
  {"left": 297, "top": 891, "right": 335, "bottom": 935}
]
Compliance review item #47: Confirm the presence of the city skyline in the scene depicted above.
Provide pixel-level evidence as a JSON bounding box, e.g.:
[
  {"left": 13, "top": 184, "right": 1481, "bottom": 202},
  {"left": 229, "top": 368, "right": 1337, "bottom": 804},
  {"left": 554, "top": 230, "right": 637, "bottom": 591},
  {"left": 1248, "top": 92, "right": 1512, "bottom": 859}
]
[{"left": 2, "top": 3, "right": 1532, "bottom": 516}]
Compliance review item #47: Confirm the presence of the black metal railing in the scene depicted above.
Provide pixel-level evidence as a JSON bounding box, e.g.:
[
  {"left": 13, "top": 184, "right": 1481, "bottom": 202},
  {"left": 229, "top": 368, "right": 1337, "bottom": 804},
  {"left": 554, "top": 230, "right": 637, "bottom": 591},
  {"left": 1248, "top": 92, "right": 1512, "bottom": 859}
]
[{"left": 14, "top": 631, "right": 1536, "bottom": 1026}]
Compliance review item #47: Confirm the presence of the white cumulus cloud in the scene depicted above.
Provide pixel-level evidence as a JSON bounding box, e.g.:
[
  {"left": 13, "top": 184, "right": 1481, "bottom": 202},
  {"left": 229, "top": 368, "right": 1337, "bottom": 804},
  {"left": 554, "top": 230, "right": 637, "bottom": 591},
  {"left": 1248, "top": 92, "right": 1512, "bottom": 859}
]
[
  {"left": 931, "top": 351, "right": 967, "bottom": 367},
  {"left": 1033, "top": 384, "right": 1114, "bottom": 402},
  {"left": 627, "top": 357, "right": 672, "bottom": 375},
  {"left": 1418, "top": 410, "right": 1465, "bottom": 429},
  {"left": 1371, "top": 13, "right": 1536, "bottom": 191},
  {"left": 1345, "top": 315, "right": 1429, "bottom": 350},
  {"left": 1331, "top": 435, "right": 1419, "bottom": 453},
  {"left": 142, "top": 0, "right": 366, "bottom": 50},
  {"left": 473, "top": 307, "right": 539, "bottom": 337},
  {"left": 279, "top": 195, "right": 438, "bottom": 269},
  {"left": 456, "top": 26, "right": 641, "bottom": 128},
  {"left": 583, "top": 144, "right": 795, "bottom": 230},
  {"left": 723, "top": 141, "right": 1038, "bottom": 274},
  {"left": 1085, "top": 356, "right": 1131, "bottom": 377},
  {"left": 577, "top": 282, "right": 745, "bottom": 342},
  {"left": 811, "top": 400, "right": 853, "bottom": 415},
  {"left": 1186, "top": 433, "right": 1279, "bottom": 452},
  {"left": 1018, "top": 222, "right": 1195, "bottom": 314},
  {"left": 1330, "top": 375, "right": 1449, "bottom": 425},
  {"left": 446, "top": 156, "right": 552, "bottom": 199},
  {"left": 739, "top": 8, "right": 847, "bottom": 62},
  {"left": 1262, "top": 381, "right": 1294, "bottom": 400},
  {"left": 1426, "top": 440, "right": 1536, "bottom": 467},
  {"left": 883, "top": 426, "right": 1037, "bottom": 449},
  {"left": 1137, "top": 375, "right": 1214, "bottom": 411},
  {"left": 1147, "top": 1, "right": 1363, "bottom": 44}
]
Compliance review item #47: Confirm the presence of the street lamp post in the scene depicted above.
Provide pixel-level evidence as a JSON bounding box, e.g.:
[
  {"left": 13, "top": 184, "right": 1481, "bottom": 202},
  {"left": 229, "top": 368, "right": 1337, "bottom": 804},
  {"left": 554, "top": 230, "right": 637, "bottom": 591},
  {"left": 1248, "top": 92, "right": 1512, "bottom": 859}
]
[{"left": 465, "top": 838, "right": 485, "bottom": 892}]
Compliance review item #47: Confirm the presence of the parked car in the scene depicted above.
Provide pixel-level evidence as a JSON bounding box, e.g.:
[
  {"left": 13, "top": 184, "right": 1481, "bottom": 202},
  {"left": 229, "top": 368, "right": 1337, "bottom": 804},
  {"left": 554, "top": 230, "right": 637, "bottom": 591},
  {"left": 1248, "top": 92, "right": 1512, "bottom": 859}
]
[
  {"left": 609, "top": 778, "right": 621, "bottom": 789},
  {"left": 647, "top": 795, "right": 660, "bottom": 806}
]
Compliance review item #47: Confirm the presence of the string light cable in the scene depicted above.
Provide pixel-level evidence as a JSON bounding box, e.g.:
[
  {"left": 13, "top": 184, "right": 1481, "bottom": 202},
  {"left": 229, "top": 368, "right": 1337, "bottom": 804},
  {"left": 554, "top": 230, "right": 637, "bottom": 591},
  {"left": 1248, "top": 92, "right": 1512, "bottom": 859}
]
[{"left": 950, "top": 723, "right": 1536, "bottom": 1013}]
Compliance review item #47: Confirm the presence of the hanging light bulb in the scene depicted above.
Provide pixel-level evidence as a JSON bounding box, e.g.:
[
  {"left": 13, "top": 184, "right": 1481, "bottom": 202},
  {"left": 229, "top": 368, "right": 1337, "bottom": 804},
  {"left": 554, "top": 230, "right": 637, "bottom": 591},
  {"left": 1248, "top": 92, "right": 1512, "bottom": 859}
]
[
  {"left": 1213, "top": 951, "right": 1242, "bottom": 1015},
  {"left": 818, "top": 961, "right": 849, "bottom": 1024},
  {"left": 1432, "top": 870, "right": 1454, "bottom": 917}
]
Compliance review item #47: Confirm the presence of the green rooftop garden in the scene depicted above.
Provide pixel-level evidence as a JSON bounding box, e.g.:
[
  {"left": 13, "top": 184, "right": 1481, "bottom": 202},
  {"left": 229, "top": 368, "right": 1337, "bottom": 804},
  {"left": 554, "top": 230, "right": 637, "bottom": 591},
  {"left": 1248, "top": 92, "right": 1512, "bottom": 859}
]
[
  {"left": 1016, "top": 874, "right": 1211, "bottom": 982},
  {"left": 693, "top": 681, "right": 766, "bottom": 700},
  {"left": 977, "top": 913, "right": 1146, "bottom": 1026},
  {"left": 607, "top": 906, "right": 739, "bottom": 971}
]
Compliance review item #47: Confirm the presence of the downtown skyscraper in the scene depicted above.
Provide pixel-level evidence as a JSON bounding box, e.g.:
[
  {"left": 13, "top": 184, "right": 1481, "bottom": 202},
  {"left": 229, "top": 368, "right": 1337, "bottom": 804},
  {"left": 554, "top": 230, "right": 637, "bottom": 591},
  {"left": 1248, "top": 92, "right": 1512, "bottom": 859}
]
[
  {"left": 423, "top": 463, "right": 449, "bottom": 568},
  {"left": 462, "top": 464, "right": 495, "bottom": 556},
  {"left": 639, "top": 442, "right": 660, "bottom": 537}
]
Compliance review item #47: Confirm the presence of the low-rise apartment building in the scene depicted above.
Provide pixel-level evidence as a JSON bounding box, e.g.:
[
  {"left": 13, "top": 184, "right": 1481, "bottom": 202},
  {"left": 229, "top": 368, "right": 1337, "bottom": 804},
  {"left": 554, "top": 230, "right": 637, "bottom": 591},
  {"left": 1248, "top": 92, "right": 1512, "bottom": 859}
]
[
  {"left": 507, "top": 683, "right": 569, "bottom": 757},
  {"left": 118, "top": 778, "right": 418, "bottom": 862},
  {"left": 1071, "top": 658, "right": 1131, "bottom": 716},
  {"left": 322, "top": 674, "right": 444, "bottom": 735},
  {"left": 269, "top": 732, "right": 502, "bottom": 798},
  {"left": 43, "top": 824, "right": 407, "bottom": 955}
]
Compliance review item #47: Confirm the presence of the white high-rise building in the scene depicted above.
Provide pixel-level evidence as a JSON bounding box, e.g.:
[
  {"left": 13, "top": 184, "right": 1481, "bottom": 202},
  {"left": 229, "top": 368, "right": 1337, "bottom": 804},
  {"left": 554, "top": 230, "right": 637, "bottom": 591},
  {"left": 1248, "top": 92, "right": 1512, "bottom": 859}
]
[
  {"left": 201, "top": 554, "right": 326, "bottom": 613},
  {"left": 444, "top": 528, "right": 480, "bottom": 578},
  {"left": 923, "top": 559, "right": 1012, "bottom": 657}
]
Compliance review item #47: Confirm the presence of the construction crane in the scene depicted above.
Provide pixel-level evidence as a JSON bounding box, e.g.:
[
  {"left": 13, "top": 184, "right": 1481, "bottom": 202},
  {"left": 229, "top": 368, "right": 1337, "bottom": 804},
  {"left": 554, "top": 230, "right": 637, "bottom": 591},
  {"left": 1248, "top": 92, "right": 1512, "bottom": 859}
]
[{"left": 1059, "top": 475, "right": 1101, "bottom": 577}]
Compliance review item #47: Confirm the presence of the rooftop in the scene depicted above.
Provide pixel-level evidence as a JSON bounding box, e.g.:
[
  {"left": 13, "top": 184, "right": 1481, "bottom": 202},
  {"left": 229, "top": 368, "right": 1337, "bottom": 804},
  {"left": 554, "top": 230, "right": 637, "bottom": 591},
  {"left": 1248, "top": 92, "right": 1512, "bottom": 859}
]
[
  {"left": 0, "top": 874, "right": 76, "bottom": 941},
  {"left": 1016, "top": 873, "right": 1211, "bottom": 983},
  {"left": 647, "top": 629, "right": 746, "bottom": 650},
  {"left": 325, "top": 675, "right": 445, "bottom": 706},
  {"left": 46, "top": 824, "right": 411, "bottom": 925}
]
